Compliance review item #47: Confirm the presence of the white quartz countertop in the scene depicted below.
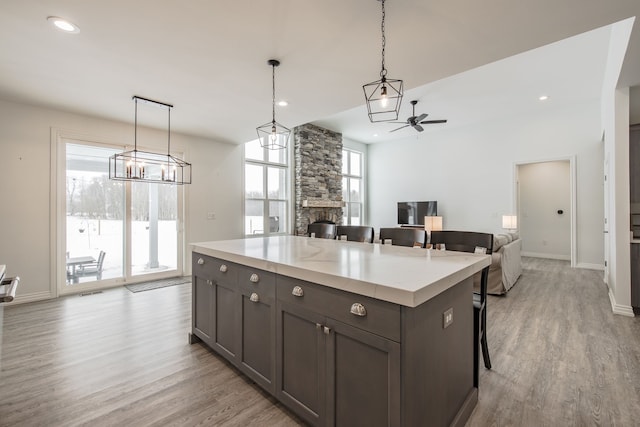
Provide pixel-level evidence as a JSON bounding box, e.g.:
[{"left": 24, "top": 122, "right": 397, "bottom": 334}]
[{"left": 191, "top": 236, "right": 491, "bottom": 307}]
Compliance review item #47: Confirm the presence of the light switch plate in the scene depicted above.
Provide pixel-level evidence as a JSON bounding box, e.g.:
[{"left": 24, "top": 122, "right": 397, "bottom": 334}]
[{"left": 443, "top": 308, "right": 453, "bottom": 328}]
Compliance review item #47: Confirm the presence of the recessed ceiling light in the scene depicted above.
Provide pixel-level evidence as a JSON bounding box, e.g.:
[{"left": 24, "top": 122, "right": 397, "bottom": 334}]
[
  {"left": 277, "top": 100, "right": 288, "bottom": 107},
  {"left": 47, "top": 16, "right": 80, "bottom": 34},
  {"left": 373, "top": 133, "right": 379, "bottom": 137},
  {"left": 539, "top": 95, "right": 549, "bottom": 101}
]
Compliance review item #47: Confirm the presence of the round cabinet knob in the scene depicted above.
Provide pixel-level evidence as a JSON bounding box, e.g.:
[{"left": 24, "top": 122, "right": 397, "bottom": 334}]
[
  {"left": 350, "top": 303, "right": 367, "bottom": 317},
  {"left": 249, "top": 273, "right": 259, "bottom": 283},
  {"left": 197, "top": 258, "right": 204, "bottom": 265},
  {"left": 250, "top": 292, "right": 260, "bottom": 303},
  {"left": 206, "top": 279, "right": 213, "bottom": 285},
  {"left": 219, "top": 264, "right": 228, "bottom": 273},
  {"left": 292, "top": 286, "right": 304, "bottom": 297}
]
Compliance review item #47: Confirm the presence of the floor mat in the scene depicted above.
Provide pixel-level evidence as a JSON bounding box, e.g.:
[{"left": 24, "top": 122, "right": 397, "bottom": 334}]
[{"left": 125, "top": 277, "right": 191, "bottom": 293}]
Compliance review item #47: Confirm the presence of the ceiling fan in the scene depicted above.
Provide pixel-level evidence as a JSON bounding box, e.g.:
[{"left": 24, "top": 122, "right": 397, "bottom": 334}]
[{"left": 388, "top": 100, "right": 447, "bottom": 133}]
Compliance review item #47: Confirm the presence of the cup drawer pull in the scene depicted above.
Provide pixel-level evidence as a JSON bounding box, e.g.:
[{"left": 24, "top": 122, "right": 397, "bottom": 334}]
[
  {"left": 219, "top": 264, "right": 228, "bottom": 273},
  {"left": 292, "top": 286, "right": 304, "bottom": 297},
  {"left": 250, "top": 292, "right": 260, "bottom": 303},
  {"left": 350, "top": 303, "right": 367, "bottom": 317},
  {"left": 249, "top": 273, "right": 259, "bottom": 283}
]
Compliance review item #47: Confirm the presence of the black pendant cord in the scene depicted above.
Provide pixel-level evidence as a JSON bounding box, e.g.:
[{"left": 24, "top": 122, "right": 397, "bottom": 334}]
[
  {"left": 380, "top": 0, "right": 387, "bottom": 79},
  {"left": 167, "top": 106, "right": 171, "bottom": 158},
  {"left": 134, "top": 97, "right": 138, "bottom": 152},
  {"left": 271, "top": 63, "right": 276, "bottom": 125}
]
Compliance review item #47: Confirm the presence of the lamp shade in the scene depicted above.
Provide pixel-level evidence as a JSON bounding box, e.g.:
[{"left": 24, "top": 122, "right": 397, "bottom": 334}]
[
  {"left": 424, "top": 216, "right": 443, "bottom": 232},
  {"left": 502, "top": 215, "right": 517, "bottom": 229}
]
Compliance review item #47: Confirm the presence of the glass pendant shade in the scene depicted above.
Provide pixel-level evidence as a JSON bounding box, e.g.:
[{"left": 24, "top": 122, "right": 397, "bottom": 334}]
[
  {"left": 109, "top": 96, "right": 192, "bottom": 185},
  {"left": 363, "top": 76, "right": 403, "bottom": 122}
]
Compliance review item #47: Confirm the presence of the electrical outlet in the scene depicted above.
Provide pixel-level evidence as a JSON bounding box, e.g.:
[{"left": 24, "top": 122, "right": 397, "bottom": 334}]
[
  {"left": 207, "top": 212, "right": 216, "bottom": 220},
  {"left": 443, "top": 308, "right": 453, "bottom": 329}
]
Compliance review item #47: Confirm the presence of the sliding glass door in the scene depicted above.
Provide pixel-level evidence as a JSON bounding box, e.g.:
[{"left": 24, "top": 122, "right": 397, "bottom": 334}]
[{"left": 61, "top": 139, "right": 182, "bottom": 293}]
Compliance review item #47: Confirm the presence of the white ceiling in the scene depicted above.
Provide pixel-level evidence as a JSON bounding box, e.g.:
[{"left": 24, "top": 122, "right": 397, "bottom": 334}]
[{"left": 1, "top": 0, "right": 639, "bottom": 145}]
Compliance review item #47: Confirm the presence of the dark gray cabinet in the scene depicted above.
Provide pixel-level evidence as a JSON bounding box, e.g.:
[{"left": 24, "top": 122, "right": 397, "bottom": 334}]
[
  {"left": 631, "top": 244, "right": 640, "bottom": 311},
  {"left": 191, "top": 255, "right": 238, "bottom": 362},
  {"left": 276, "top": 276, "right": 401, "bottom": 427},
  {"left": 237, "top": 265, "right": 276, "bottom": 393},
  {"left": 191, "top": 254, "right": 276, "bottom": 392},
  {"left": 192, "top": 251, "right": 477, "bottom": 427}
]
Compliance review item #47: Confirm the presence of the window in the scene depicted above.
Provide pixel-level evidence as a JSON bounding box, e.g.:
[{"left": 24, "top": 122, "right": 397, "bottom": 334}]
[
  {"left": 244, "top": 139, "right": 289, "bottom": 235},
  {"left": 342, "top": 149, "right": 364, "bottom": 225}
]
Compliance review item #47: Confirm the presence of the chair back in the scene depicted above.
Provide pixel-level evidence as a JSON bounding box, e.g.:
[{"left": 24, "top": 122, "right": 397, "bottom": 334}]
[
  {"left": 96, "top": 251, "right": 106, "bottom": 271},
  {"left": 307, "top": 223, "right": 337, "bottom": 239},
  {"left": 379, "top": 228, "right": 426, "bottom": 248},
  {"left": 336, "top": 225, "right": 374, "bottom": 243},
  {"left": 430, "top": 231, "right": 493, "bottom": 302}
]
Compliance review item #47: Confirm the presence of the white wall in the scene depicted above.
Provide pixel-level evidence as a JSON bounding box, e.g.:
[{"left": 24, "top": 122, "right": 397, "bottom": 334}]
[
  {"left": 368, "top": 101, "right": 604, "bottom": 267},
  {"left": 0, "top": 98, "right": 243, "bottom": 303},
  {"left": 518, "top": 161, "right": 571, "bottom": 260}
]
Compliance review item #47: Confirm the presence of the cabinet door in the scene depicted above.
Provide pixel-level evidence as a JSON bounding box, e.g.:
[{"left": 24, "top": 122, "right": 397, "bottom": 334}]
[
  {"left": 276, "top": 300, "right": 327, "bottom": 426},
  {"left": 211, "top": 277, "right": 238, "bottom": 363},
  {"left": 239, "top": 288, "right": 276, "bottom": 393},
  {"left": 632, "top": 244, "right": 640, "bottom": 308},
  {"left": 326, "top": 319, "right": 401, "bottom": 427},
  {"left": 192, "top": 274, "right": 215, "bottom": 347}
]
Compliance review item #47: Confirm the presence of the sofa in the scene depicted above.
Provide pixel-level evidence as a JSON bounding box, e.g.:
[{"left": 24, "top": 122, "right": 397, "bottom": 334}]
[{"left": 474, "top": 232, "right": 522, "bottom": 295}]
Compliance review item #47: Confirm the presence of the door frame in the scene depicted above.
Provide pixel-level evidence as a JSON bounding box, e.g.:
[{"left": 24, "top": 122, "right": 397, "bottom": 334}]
[
  {"left": 514, "top": 155, "right": 577, "bottom": 267},
  {"left": 51, "top": 128, "right": 185, "bottom": 296}
]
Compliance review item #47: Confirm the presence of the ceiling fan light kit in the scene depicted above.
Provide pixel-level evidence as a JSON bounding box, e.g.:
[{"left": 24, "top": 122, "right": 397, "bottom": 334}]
[
  {"left": 363, "top": 0, "right": 404, "bottom": 123},
  {"left": 109, "top": 96, "right": 192, "bottom": 185},
  {"left": 256, "top": 59, "right": 290, "bottom": 150}
]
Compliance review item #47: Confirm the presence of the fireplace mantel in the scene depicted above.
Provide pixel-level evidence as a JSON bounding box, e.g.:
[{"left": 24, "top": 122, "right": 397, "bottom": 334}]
[{"left": 302, "top": 199, "right": 345, "bottom": 208}]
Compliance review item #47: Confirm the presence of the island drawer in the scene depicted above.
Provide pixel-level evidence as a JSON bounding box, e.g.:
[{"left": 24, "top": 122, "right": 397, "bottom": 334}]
[
  {"left": 277, "top": 275, "right": 401, "bottom": 342},
  {"left": 192, "top": 253, "right": 238, "bottom": 283},
  {"left": 238, "top": 265, "right": 276, "bottom": 298}
]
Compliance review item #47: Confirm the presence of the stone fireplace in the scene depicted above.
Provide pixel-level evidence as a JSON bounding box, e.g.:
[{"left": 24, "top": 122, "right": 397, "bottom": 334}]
[{"left": 294, "top": 123, "right": 343, "bottom": 235}]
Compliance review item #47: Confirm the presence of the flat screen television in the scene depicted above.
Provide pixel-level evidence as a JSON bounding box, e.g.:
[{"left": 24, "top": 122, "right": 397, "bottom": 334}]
[{"left": 397, "top": 201, "right": 437, "bottom": 225}]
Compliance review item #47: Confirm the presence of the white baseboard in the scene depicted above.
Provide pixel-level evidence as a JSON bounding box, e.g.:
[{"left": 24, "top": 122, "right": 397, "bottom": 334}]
[
  {"left": 575, "top": 262, "right": 605, "bottom": 271},
  {"left": 1, "top": 291, "right": 54, "bottom": 306},
  {"left": 608, "top": 288, "right": 635, "bottom": 317},
  {"left": 521, "top": 251, "right": 571, "bottom": 261}
]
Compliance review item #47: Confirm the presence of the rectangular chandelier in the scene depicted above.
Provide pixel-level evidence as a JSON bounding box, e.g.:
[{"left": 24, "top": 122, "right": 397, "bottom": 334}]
[
  {"left": 109, "top": 150, "right": 191, "bottom": 184},
  {"left": 108, "top": 96, "right": 192, "bottom": 185}
]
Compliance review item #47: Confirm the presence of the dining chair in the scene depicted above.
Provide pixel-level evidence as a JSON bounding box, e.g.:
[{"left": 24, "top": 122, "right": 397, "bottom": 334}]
[
  {"left": 379, "top": 227, "right": 426, "bottom": 248},
  {"left": 307, "top": 223, "right": 337, "bottom": 239},
  {"left": 336, "top": 225, "right": 375, "bottom": 243},
  {"left": 430, "top": 230, "right": 493, "bottom": 388}
]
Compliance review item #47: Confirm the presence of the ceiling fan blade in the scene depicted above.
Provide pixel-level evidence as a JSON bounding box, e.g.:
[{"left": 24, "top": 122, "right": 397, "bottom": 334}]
[
  {"left": 387, "top": 121, "right": 410, "bottom": 124},
  {"left": 389, "top": 125, "right": 410, "bottom": 132},
  {"left": 413, "top": 124, "right": 424, "bottom": 132},
  {"left": 419, "top": 119, "right": 448, "bottom": 124},
  {"left": 415, "top": 113, "right": 428, "bottom": 122}
]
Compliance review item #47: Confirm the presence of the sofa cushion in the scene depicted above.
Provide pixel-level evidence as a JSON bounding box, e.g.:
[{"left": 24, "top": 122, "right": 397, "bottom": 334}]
[{"left": 493, "top": 234, "right": 510, "bottom": 251}]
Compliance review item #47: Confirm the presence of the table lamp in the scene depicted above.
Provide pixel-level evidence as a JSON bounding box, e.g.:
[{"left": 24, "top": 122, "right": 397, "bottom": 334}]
[{"left": 502, "top": 215, "right": 517, "bottom": 230}]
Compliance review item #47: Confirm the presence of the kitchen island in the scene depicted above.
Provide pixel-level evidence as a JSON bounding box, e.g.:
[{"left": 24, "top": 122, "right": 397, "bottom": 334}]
[{"left": 190, "top": 236, "right": 491, "bottom": 427}]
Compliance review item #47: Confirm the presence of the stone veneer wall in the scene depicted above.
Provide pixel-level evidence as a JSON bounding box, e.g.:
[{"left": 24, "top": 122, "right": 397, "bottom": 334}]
[{"left": 294, "top": 123, "right": 343, "bottom": 235}]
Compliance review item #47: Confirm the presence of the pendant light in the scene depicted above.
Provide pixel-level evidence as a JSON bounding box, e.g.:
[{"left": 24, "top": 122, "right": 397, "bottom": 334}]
[
  {"left": 109, "top": 96, "right": 192, "bottom": 185},
  {"left": 256, "top": 59, "right": 290, "bottom": 150},
  {"left": 362, "top": 0, "right": 403, "bottom": 122}
]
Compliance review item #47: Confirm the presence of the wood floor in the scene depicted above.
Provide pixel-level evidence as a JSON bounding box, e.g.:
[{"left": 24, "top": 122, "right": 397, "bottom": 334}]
[{"left": 1, "top": 258, "right": 638, "bottom": 426}]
